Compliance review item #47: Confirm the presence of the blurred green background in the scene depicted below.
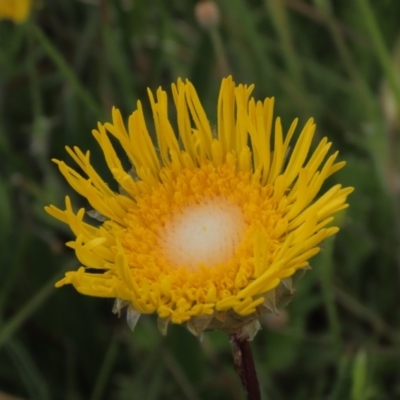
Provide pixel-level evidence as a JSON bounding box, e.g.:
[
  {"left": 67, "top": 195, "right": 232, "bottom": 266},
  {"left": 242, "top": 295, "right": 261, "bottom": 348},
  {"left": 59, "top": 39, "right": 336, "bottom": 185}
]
[{"left": 1, "top": 0, "right": 400, "bottom": 399}]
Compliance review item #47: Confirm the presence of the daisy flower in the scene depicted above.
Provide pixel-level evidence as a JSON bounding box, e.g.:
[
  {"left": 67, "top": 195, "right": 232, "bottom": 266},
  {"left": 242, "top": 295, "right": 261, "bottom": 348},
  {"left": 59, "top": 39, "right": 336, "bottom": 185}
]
[
  {"left": 46, "top": 76, "right": 352, "bottom": 338},
  {"left": 0, "top": 0, "right": 32, "bottom": 23}
]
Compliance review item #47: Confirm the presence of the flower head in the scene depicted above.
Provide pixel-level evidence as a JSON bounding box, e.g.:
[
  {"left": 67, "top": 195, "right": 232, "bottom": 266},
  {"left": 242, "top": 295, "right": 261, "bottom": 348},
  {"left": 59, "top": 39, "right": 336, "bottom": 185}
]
[
  {"left": 0, "top": 0, "right": 32, "bottom": 23},
  {"left": 46, "top": 77, "right": 353, "bottom": 338}
]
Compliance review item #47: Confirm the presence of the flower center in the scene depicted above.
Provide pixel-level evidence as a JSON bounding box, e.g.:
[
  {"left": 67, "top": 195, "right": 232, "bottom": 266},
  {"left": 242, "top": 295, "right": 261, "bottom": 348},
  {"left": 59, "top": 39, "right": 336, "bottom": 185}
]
[{"left": 159, "top": 198, "right": 246, "bottom": 270}]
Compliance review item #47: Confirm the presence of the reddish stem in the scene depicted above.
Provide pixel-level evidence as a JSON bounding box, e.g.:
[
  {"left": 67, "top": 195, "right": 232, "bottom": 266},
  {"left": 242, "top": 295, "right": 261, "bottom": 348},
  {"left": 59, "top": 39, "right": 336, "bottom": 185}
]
[{"left": 229, "top": 333, "right": 261, "bottom": 400}]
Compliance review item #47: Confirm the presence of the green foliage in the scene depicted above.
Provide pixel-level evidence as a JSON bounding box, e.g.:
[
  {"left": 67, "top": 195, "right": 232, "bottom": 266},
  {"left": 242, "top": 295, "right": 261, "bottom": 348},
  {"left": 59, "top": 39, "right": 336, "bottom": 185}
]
[{"left": 1, "top": 0, "right": 400, "bottom": 399}]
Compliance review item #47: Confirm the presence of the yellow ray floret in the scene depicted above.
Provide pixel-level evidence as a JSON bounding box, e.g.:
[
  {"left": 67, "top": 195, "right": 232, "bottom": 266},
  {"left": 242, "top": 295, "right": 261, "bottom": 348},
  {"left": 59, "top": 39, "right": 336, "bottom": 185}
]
[{"left": 45, "top": 76, "right": 353, "bottom": 332}]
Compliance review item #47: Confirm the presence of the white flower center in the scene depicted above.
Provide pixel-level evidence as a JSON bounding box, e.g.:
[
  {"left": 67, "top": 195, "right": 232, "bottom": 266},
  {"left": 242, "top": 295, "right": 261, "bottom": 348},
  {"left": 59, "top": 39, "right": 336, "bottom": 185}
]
[{"left": 160, "top": 199, "right": 246, "bottom": 269}]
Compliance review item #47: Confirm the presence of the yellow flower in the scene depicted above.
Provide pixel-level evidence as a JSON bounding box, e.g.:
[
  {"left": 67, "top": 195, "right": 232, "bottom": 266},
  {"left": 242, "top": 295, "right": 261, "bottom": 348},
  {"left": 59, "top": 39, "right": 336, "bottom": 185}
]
[
  {"left": 46, "top": 77, "right": 353, "bottom": 338},
  {"left": 0, "top": 0, "right": 32, "bottom": 23}
]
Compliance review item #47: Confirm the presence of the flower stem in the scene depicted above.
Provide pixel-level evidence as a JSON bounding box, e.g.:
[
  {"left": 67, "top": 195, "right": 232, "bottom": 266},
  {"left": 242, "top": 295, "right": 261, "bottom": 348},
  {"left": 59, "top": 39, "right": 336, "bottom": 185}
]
[{"left": 229, "top": 333, "right": 261, "bottom": 400}]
